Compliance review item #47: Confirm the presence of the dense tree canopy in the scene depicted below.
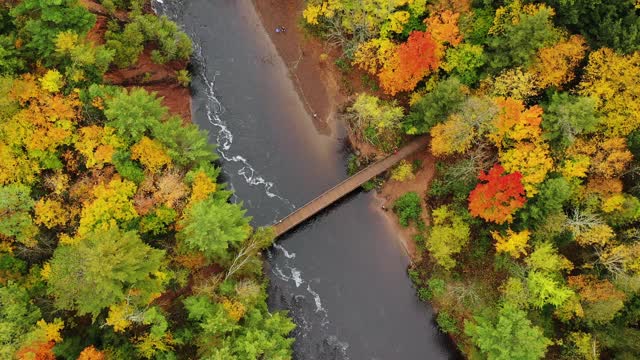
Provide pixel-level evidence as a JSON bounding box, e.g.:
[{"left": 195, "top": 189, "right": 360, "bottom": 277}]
[
  {"left": 465, "top": 303, "right": 552, "bottom": 360},
  {"left": 47, "top": 227, "right": 165, "bottom": 317},
  {"left": 0, "top": 1, "right": 294, "bottom": 358},
  {"left": 303, "top": 0, "right": 640, "bottom": 358}
]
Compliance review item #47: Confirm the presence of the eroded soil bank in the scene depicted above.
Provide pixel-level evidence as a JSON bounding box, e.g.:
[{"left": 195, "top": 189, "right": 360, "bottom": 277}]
[{"left": 83, "top": 0, "right": 192, "bottom": 120}]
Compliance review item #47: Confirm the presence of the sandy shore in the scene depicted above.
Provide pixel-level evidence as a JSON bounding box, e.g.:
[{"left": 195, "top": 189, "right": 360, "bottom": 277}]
[
  {"left": 253, "top": 0, "right": 435, "bottom": 261},
  {"left": 253, "top": 0, "right": 344, "bottom": 136}
]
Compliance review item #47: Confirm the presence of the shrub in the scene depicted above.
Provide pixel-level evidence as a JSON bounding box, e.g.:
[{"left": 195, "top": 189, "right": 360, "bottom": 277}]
[
  {"left": 105, "top": 21, "right": 144, "bottom": 68},
  {"left": 393, "top": 192, "right": 422, "bottom": 227},
  {"left": 347, "top": 94, "right": 404, "bottom": 152},
  {"left": 390, "top": 160, "right": 415, "bottom": 182},
  {"left": 408, "top": 269, "right": 421, "bottom": 286},
  {"left": 176, "top": 69, "right": 191, "bottom": 87},
  {"left": 426, "top": 206, "right": 471, "bottom": 270},
  {"left": 418, "top": 287, "right": 432, "bottom": 301},
  {"left": 436, "top": 311, "right": 459, "bottom": 334},
  {"left": 105, "top": 15, "right": 193, "bottom": 68},
  {"left": 427, "top": 278, "right": 446, "bottom": 298}
]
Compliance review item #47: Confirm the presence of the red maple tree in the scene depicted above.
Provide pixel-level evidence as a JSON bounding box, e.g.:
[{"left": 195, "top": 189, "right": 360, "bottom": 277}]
[
  {"left": 379, "top": 31, "right": 440, "bottom": 95},
  {"left": 468, "top": 164, "right": 526, "bottom": 224}
]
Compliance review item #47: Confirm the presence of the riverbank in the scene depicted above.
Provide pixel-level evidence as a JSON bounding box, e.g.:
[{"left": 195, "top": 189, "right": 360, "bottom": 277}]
[
  {"left": 83, "top": 0, "right": 192, "bottom": 120},
  {"left": 253, "top": 0, "right": 434, "bottom": 260}
]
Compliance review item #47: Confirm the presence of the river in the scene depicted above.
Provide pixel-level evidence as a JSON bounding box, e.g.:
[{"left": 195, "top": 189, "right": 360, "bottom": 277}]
[{"left": 154, "top": 0, "right": 457, "bottom": 358}]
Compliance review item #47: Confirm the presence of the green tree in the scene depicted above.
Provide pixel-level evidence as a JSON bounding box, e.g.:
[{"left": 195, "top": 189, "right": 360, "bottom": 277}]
[
  {"left": 465, "top": 303, "right": 552, "bottom": 360},
  {"left": 178, "top": 198, "right": 252, "bottom": 262},
  {"left": 526, "top": 242, "right": 572, "bottom": 274},
  {"left": 0, "top": 35, "right": 24, "bottom": 74},
  {"left": 392, "top": 192, "right": 422, "bottom": 227},
  {"left": 104, "top": 88, "right": 166, "bottom": 144},
  {"left": 112, "top": 149, "right": 145, "bottom": 184},
  {"left": 460, "top": 7, "right": 495, "bottom": 46},
  {"left": 104, "top": 20, "right": 144, "bottom": 69},
  {"left": 134, "top": 14, "right": 192, "bottom": 64},
  {"left": 527, "top": 270, "right": 574, "bottom": 309},
  {"left": 10, "top": 0, "right": 95, "bottom": 63},
  {"left": 442, "top": 43, "right": 486, "bottom": 85},
  {"left": 184, "top": 295, "right": 294, "bottom": 360},
  {"left": 54, "top": 31, "right": 115, "bottom": 85},
  {"left": 225, "top": 227, "right": 276, "bottom": 280},
  {"left": 105, "top": 14, "right": 192, "bottom": 68},
  {"left": 487, "top": 6, "right": 561, "bottom": 71},
  {"left": 47, "top": 227, "right": 165, "bottom": 317},
  {"left": 404, "top": 77, "right": 466, "bottom": 134},
  {"left": 0, "top": 184, "right": 38, "bottom": 246},
  {"left": 545, "top": 0, "right": 640, "bottom": 53},
  {"left": 542, "top": 93, "right": 599, "bottom": 149},
  {"left": 151, "top": 117, "right": 217, "bottom": 168},
  {"left": 426, "top": 205, "right": 470, "bottom": 270},
  {"left": 0, "top": 282, "right": 41, "bottom": 358},
  {"left": 518, "top": 177, "right": 572, "bottom": 227}
]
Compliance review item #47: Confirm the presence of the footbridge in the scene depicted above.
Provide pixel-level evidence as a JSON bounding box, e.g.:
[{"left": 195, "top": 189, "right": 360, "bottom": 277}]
[{"left": 273, "top": 136, "right": 429, "bottom": 236}]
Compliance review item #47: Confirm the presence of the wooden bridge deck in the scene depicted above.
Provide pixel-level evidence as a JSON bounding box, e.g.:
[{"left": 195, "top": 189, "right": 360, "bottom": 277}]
[{"left": 273, "top": 136, "right": 429, "bottom": 237}]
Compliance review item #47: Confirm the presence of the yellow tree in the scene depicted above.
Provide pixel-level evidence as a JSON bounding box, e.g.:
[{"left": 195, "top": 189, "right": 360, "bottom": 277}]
[
  {"left": 5, "top": 76, "right": 80, "bottom": 154},
  {"left": 568, "top": 137, "right": 633, "bottom": 179},
  {"left": 425, "top": 10, "right": 463, "bottom": 54},
  {"left": 352, "top": 38, "right": 397, "bottom": 75},
  {"left": 579, "top": 48, "right": 640, "bottom": 136},
  {"left": 430, "top": 113, "right": 475, "bottom": 156},
  {"left": 39, "top": 70, "right": 64, "bottom": 93},
  {"left": 189, "top": 170, "right": 217, "bottom": 204},
  {"left": 0, "top": 142, "right": 40, "bottom": 185},
  {"left": 74, "top": 126, "right": 122, "bottom": 169},
  {"left": 34, "top": 198, "right": 68, "bottom": 229},
  {"left": 131, "top": 136, "right": 173, "bottom": 174},
  {"left": 499, "top": 142, "right": 553, "bottom": 197},
  {"left": 575, "top": 224, "right": 615, "bottom": 247},
  {"left": 390, "top": 160, "right": 415, "bottom": 181},
  {"left": 492, "top": 228, "right": 530, "bottom": 258},
  {"left": 77, "top": 177, "right": 139, "bottom": 236},
  {"left": 530, "top": 35, "right": 588, "bottom": 89},
  {"left": 489, "top": 97, "right": 543, "bottom": 147},
  {"left": 490, "top": 68, "right": 540, "bottom": 100}
]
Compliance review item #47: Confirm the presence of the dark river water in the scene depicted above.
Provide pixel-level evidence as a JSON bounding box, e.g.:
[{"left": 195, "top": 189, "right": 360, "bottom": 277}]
[{"left": 155, "top": 0, "right": 457, "bottom": 358}]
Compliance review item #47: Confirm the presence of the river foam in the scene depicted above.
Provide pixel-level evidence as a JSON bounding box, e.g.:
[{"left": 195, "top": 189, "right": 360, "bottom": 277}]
[{"left": 151, "top": 2, "right": 351, "bottom": 358}]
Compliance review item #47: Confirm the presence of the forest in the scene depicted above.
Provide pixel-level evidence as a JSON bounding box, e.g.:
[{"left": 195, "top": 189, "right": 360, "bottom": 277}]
[
  {"left": 302, "top": 0, "right": 640, "bottom": 359},
  {"left": 0, "top": 0, "right": 294, "bottom": 359}
]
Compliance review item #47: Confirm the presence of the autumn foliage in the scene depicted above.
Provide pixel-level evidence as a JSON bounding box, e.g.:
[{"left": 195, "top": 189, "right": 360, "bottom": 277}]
[
  {"left": 425, "top": 10, "right": 463, "bottom": 51},
  {"left": 468, "top": 164, "right": 526, "bottom": 224},
  {"left": 306, "top": 0, "right": 640, "bottom": 358},
  {"left": 531, "top": 35, "right": 588, "bottom": 89},
  {"left": 77, "top": 346, "right": 106, "bottom": 360},
  {"left": 16, "top": 341, "right": 56, "bottom": 360},
  {"left": 490, "top": 97, "right": 543, "bottom": 146},
  {"left": 379, "top": 31, "right": 440, "bottom": 95}
]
